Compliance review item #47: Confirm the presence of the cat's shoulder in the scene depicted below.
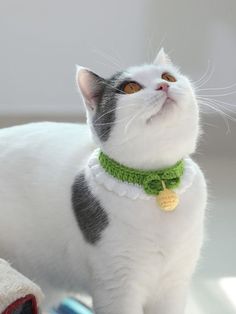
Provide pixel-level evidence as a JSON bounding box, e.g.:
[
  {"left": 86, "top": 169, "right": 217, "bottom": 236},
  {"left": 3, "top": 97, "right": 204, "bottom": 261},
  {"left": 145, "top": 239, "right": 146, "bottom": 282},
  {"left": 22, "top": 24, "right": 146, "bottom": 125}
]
[
  {"left": 188, "top": 158, "right": 206, "bottom": 184},
  {"left": 0, "top": 121, "right": 91, "bottom": 148},
  {"left": 0, "top": 121, "right": 88, "bottom": 138},
  {"left": 0, "top": 122, "right": 94, "bottom": 162},
  {"left": 185, "top": 157, "right": 207, "bottom": 204}
]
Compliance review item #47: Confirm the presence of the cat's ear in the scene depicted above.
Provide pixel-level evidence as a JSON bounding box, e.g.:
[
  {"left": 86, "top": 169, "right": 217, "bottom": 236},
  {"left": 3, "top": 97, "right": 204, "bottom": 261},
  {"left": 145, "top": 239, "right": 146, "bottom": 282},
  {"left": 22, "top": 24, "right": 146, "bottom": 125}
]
[
  {"left": 76, "top": 66, "right": 105, "bottom": 111},
  {"left": 153, "top": 48, "right": 172, "bottom": 66}
]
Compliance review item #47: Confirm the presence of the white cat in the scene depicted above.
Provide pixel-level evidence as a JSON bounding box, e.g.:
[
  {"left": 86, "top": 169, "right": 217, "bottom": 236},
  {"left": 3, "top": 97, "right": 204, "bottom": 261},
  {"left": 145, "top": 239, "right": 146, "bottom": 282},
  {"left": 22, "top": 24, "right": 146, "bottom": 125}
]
[{"left": 0, "top": 49, "right": 207, "bottom": 314}]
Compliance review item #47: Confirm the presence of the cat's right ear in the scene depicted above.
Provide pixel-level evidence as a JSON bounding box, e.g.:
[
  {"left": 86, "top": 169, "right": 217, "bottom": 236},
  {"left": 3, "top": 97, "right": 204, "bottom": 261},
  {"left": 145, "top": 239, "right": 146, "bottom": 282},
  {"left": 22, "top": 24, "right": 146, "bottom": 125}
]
[
  {"left": 153, "top": 48, "right": 172, "bottom": 66},
  {"left": 76, "top": 66, "right": 105, "bottom": 111}
]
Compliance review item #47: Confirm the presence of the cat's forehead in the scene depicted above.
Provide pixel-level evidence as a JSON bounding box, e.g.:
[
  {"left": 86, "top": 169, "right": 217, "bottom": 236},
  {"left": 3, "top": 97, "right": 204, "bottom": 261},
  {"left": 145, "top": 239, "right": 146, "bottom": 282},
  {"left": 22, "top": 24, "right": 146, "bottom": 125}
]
[{"left": 122, "top": 64, "right": 177, "bottom": 83}]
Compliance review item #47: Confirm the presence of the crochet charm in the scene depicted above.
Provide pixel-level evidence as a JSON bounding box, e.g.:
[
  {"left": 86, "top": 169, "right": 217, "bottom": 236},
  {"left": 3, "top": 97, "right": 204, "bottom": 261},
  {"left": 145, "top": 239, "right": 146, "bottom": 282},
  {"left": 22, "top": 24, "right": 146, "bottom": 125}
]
[
  {"left": 143, "top": 173, "right": 162, "bottom": 195},
  {"left": 156, "top": 181, "right": 179, "bottom": 211}
]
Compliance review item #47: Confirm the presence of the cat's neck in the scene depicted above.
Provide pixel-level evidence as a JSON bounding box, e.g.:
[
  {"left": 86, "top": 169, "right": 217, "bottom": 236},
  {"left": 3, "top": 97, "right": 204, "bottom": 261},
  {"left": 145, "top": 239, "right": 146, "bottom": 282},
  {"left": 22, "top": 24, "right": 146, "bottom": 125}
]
[
  {"left": 98, "top": 148, "right": 186, "bottom": 171},
  {"left": 98, "top": 130, "right": 195, "bottom": 171}
]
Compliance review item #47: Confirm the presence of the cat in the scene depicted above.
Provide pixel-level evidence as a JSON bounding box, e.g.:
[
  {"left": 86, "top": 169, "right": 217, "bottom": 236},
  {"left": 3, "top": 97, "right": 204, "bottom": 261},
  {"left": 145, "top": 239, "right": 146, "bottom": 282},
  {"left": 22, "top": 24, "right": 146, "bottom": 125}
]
[{"left": 0, "top": 48, "right": 207, "bottom": 314}]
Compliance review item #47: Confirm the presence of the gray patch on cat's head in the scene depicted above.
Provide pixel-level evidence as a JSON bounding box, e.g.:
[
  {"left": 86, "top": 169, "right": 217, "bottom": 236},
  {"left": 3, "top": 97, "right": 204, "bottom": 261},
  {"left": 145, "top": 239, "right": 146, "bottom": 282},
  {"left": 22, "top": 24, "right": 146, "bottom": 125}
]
[
  {"left": 92, "top": 72, "right": 124, "bottom": 141},
  {"left": 77, "top": 68, "right": 124, "bottom": 142}
]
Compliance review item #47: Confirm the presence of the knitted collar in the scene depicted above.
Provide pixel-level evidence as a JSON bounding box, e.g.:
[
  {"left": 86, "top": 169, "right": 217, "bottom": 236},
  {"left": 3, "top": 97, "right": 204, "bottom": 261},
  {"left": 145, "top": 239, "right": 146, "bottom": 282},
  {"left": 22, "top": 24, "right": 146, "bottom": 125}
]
[{"left": 98, "top": 151, "right": 184, "bottom": 196}]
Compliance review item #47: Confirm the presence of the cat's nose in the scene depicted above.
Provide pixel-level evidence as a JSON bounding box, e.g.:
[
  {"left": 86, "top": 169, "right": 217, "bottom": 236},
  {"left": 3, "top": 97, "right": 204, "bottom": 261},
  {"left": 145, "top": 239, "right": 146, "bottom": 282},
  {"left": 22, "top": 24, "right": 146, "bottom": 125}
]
[{"left": 156, "top": 83, "right": 169, "bottom": 93}]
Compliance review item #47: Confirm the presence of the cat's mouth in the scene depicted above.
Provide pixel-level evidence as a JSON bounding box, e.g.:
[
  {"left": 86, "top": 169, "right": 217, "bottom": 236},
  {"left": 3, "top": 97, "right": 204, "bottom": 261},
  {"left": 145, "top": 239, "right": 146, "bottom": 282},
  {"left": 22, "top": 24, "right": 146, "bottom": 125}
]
[{"left": 146, "top": 97, "right": 176, "bottom": 124}]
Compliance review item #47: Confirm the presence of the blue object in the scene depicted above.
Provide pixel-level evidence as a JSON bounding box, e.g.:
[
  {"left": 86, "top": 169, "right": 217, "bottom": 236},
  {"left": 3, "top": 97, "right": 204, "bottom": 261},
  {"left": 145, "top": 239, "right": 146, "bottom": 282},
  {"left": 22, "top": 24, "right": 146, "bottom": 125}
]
[{"left": 51, "top": 297, "right": 93, "bottom": 314}]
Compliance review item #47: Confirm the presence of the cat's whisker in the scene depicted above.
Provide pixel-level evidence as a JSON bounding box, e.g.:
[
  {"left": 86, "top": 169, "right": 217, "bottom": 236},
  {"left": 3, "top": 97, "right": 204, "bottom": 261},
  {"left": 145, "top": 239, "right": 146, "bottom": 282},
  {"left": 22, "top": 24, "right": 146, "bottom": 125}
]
[
  {"left": 106, "top": 106, "right": 153, "bottom": 153},
  {"left": 93, "top": 102, "right": 139, "bottom": 123},
  {"left": 93, "top": 107, "right": 117, "bottom": 123},
  {"left": 97, "top": 113, "right": 144, "bottom": 151},
  {"left": 209, "top": 98, "right": 236, "bottom": 108},
  {"left": 195, "top": 67, "right": 215, "bottom": 89},
  {"left": 95, "top": 102, "right": 145, "bottom": 141},
  {"left": 198, "top": 99, "right": 236, "bottom": 134},
  {"left": 193, "top": 61, "right": 212, "bottom": 85},
  {"left": 109, "top": 48, "right": 126, "bottom": 69},
  {"left": 100, "top": 81, "right": 126, "bottom": 95},
  {"left": 195, "top": 73, "right": 215, "bottom": 91},
  {"left": 199, "top": 101, "right": 231, "bottom": 133},
  {"left": 196, "top": 82, "right": 236, "bottom": 92},
  {"left": 92, "top": 48, "right": 123, "bottom": 70},
  {"left": 201, "top": 121, "right": 219, "bottom": 128},
  {"left": 124, "top": 98, "right": 164, "bottom": 135},
  {"left": 197, "top": 90, "right": 236, "bottom": 97},
  {"left": 193, "top": 61, "right": 215, "bottom": 88},
  {"left": 93, "top": 113, "right": 135, "bottom": 127},
  {"left": 124, "top": 106, "right": 146, "bottom": 135},
  {"left": 197, "top": 96, "right": 236, "bottom": 115},
  {"left": 198, "top": 99, "right": 236, "bottom": 120},
  {"left": 111, "top": 95, "right": 167, "bottom": 149},
  {"left": 95, "top": 60, "right": 121, "bottom": 72}
]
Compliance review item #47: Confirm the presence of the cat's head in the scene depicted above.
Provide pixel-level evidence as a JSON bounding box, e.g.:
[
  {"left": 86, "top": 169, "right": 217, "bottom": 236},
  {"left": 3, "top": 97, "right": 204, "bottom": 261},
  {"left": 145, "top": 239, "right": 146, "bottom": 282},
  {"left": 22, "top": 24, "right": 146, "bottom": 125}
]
[{"left": 76, "top": 48, "right": 199, "bottom": 169}]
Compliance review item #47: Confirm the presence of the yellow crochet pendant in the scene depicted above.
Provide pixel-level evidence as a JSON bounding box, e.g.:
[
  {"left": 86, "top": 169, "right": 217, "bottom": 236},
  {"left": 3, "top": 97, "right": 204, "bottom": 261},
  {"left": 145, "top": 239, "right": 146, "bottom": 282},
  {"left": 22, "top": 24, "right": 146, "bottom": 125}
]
[{"left": 156, "top": 181, "right": 179, "bottom": 212}]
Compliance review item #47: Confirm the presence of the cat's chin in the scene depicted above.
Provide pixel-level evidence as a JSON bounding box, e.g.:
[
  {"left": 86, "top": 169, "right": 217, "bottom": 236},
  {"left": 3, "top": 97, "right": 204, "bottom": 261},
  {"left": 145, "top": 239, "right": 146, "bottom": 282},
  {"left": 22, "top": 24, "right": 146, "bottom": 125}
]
[{"left": 146, "top": 97, "right": 176, "bottom": 124}]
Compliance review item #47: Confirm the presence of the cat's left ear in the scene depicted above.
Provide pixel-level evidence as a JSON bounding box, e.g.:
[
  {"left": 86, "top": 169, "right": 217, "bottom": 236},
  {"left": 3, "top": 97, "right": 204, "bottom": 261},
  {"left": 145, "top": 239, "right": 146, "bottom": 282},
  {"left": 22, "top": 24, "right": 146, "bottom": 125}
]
[
  {"left": 76, "top": 66, "right": 105, "bottom": 111},
  {"left": 153, "top": 48, "right": 172, "bottom": 66}
]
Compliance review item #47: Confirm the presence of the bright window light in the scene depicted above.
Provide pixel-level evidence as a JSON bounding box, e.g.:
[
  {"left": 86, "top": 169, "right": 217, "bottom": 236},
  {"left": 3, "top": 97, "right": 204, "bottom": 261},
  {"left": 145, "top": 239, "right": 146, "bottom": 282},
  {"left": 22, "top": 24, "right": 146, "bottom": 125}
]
[{"left": 219, "top": 277, "right": 236, "bottom": 308}]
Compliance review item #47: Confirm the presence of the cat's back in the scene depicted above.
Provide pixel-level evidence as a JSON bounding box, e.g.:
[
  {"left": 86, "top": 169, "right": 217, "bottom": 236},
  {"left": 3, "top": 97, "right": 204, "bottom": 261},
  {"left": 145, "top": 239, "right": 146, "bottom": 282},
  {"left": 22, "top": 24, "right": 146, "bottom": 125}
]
[
  {"left": 0, "top": 121, "right": 96, "bottom": 203},
  {"left": 0, "top": 121, "right": 94, "bottom": 177},
  {"left": 0, "top": 121, "right": 93, "bottom": 158}
]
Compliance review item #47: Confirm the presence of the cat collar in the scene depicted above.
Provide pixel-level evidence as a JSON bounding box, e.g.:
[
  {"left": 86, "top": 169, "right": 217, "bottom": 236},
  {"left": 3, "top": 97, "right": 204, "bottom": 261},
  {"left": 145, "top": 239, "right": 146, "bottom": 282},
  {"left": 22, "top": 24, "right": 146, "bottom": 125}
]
[{"left": 98, "top": 151, "right": 184, "bottom": 197}]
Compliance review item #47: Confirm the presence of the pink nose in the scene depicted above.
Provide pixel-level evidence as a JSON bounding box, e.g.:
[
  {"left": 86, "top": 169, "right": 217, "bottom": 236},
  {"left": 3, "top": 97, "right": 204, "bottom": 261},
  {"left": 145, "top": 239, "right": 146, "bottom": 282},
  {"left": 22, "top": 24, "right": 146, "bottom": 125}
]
[{"left": 156, "top": 83, "right": 169, "bottom": 92}]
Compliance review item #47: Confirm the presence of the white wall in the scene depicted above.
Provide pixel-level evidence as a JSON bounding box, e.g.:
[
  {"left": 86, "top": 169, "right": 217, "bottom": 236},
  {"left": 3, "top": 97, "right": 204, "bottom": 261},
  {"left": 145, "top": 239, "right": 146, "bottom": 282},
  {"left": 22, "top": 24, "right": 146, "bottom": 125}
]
[{"left": 0, "top": 0, "right": 236, "bottom": 117}]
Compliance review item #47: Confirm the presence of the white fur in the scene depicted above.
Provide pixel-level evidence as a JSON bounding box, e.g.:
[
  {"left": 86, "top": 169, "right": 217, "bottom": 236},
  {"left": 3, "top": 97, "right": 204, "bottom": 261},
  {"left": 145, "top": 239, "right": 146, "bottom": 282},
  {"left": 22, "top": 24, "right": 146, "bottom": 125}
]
[{"left": 0, "top": 50, "right": 207, "bottom": 313}]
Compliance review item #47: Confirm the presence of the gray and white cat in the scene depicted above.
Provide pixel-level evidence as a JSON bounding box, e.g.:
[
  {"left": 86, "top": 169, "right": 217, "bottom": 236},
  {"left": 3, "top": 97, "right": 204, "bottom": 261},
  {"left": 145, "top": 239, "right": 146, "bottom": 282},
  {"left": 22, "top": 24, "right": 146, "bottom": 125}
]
[{"left": 0, "top": 49, "right": 207, "bottom": 314}]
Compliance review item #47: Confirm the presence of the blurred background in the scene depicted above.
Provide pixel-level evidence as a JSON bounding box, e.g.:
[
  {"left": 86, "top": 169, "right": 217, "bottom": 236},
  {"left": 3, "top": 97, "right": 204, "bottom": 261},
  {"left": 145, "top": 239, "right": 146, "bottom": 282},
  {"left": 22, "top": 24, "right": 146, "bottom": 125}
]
[{"left": 0, "top": 0, "right": 235, "bottom": 313}]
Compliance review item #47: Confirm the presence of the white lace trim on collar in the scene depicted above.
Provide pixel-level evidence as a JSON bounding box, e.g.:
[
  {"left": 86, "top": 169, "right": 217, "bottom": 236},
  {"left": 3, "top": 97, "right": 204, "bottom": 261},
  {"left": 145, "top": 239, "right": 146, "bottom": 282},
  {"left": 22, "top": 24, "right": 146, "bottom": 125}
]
[{"left": 87, "top": 149, "right": 197, "bottom": 200}]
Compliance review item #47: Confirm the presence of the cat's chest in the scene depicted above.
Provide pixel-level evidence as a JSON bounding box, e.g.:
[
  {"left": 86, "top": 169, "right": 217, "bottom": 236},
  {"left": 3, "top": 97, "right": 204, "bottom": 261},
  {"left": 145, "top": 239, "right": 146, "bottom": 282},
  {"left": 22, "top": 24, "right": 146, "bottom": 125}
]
[
  {"left": 72, "top": 152, "right": 207, "bottom": 265},
  {"left": 87, "top": 181, "right": 206, "bottom": 293},
  {"left": 86, "top": 160, "right": 206, "bottom": 251},
  {"left": 98, "top": 187, "right": 202, "bottom": 245},
  {"left": 85, "top": 153, "right": 205, "bottom": 244}
]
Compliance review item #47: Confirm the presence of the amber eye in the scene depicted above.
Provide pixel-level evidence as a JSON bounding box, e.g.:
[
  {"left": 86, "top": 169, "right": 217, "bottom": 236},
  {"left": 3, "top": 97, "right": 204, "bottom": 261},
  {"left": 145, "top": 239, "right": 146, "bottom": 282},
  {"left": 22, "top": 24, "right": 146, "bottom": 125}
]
[
  {"left": 161, "top": 72, "right": 176, "bottom": 82},
  {"left": 122, "top": 81, "right": 142, "bottom": 94}
]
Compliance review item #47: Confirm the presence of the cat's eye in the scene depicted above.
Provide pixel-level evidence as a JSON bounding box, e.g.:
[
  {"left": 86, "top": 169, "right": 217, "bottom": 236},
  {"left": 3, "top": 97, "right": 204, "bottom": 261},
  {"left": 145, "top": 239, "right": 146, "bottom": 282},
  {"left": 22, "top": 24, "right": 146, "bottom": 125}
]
[
  {"left": 161, "top": 72, "right": 176, "bottom": 82},
  {"left": 122, "top": 81, "right": 142, "bottom": 94}
]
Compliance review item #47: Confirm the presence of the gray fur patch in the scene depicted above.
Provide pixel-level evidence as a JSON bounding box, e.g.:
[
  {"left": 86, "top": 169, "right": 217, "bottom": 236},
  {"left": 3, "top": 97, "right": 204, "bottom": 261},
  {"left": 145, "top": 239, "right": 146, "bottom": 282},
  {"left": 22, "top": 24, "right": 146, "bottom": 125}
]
[
  {"left": 71, "top": 173, "right": 109, "bottom": 244},
  {"left": 92, "top": 72, "right": 123, "bottom": 142}
]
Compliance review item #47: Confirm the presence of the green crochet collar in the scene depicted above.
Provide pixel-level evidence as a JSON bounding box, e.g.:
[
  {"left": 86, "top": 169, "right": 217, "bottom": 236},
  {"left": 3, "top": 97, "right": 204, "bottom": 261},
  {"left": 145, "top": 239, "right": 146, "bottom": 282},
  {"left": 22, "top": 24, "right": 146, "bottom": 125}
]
[{"left": 98, "top": 151, "right": 184, "bottom": 196}]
